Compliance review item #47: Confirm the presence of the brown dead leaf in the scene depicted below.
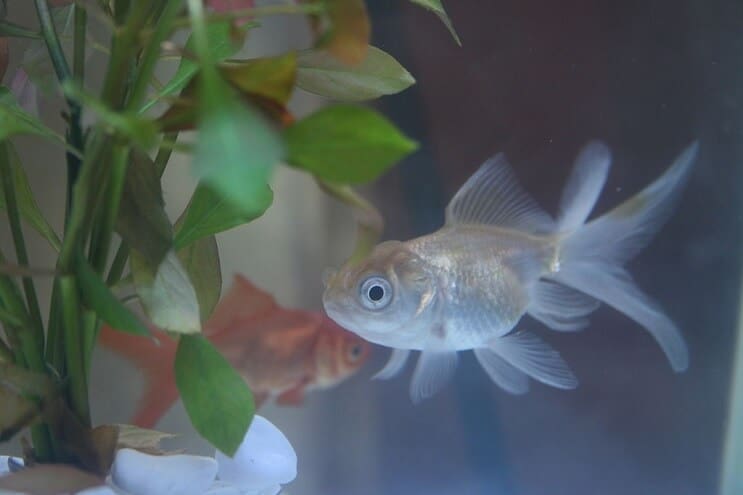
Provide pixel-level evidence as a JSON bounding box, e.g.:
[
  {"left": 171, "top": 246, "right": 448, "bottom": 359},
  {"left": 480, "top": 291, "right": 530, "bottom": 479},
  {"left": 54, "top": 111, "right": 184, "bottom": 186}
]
[
  {"left": 116, "top": 423, "right": 178, "bottom": 455},
  {"left": 0, "top": 464, "right": 105, "bottom": 495}
]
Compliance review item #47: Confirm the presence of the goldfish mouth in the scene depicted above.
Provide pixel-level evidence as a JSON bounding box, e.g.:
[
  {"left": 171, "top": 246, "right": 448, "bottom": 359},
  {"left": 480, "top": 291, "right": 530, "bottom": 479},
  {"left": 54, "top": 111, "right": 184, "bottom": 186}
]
[{"left": 321, "top": 268, "right": 337, "bottom": 288}]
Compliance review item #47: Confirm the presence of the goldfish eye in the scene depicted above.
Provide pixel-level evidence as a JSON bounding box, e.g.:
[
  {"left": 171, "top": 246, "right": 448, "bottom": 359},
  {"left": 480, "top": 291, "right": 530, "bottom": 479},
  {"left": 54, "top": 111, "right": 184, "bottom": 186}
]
[
  {"left": 348, "top": 343, "right": 364, "bottom": 361},
  {"left": 359, "top": 276, "right": 392, "bottom": 310}
]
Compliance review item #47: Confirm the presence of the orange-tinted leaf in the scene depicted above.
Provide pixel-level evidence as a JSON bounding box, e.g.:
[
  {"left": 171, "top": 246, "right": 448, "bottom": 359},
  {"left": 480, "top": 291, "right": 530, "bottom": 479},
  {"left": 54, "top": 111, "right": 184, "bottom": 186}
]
[
  {"left": 157, "top": 58, "right": 296, "bottom": 133},
  {"left": 322, "top": 0, "right": 370, "bottom": 65},
  {"left": 219, "top": 53, "right": 297, "bottom": 105}
]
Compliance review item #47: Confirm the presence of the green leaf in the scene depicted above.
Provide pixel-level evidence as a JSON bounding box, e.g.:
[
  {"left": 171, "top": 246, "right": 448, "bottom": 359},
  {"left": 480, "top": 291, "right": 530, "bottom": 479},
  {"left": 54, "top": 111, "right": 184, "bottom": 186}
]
[
  {"left": 175, "top": 334, "right": 254, "bottom": 456},
  {"left": 284, "top": 105, "right": 418, "bottom": 183},
  {"left": 116, "top": 150, "right": 173, "bottom": 267},
  {"left": 141, "top": 21, "right": 245, "bottom": 113},
  {"left": 296, "top": 46, "right": 415, "bottom": 101},
  {"left": 0, "top": 87, "right": 63, "bottom": 142},
  {"left": 408, "top": 0, "right": 461, "bottom": 45},
  {"left": 192, "top": 80, "right": 283, "bottom": 216},
  {"left": 175, "top": 212, "right": 223, "bottom": 322},
  {"left": 174, "top": 183, "right": 272, "bottom": 249},
  {"left": 131, "top": 250, "right": 201, "bottom": 335},
  {"left": 75, "top": 252, "right": 150, "bottom": 336},
  {"left": 0, "top": 142, "right": 62, "bottom": 251}
]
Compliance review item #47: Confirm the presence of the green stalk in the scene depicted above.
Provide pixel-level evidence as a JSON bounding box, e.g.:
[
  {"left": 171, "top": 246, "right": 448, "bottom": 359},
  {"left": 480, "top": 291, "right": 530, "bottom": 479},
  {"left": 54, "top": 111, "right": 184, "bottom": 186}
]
[
  {"left": 58, "top": 276, "right": 89, "bottom": 426},
  {"left": 89, "top": 146, "right": 129, "bottom": 273},
  {"left": 317, "top": 180, "right": 383, "bottom": 265},
  {"left": 101, "top": 0, "right": 156, "bottom": 107},
  {"left": 106, "top": 241, "right": 129, "bottom": 286},
  {"left": 0, "top": 267, "right": 54, "bottom": 463},
  {"left": 73, "top": 5, "right": 87, "bottom": 81},
  {"left": 154, "top": 132, "right": 177, "bottom": 177},
  {"left": 81, "top": 311, "right": 98, "bottom": 381},
  {"left": 57, "top": 131, "right": 107, "bottom": 271},
  {"left": 45, "top": 283, "right": 64, "bottom": 375},
  {"left": 0, "top": 145, "right": 45, "bottom": 362},
  {"left": 127, "top": 0, "right": 183, "bottom": 110},
  {"left": 0, "top": 307, "right": 23, "bottom": 327},
  {"left": 0, "top": 336, "right": 12, "bottom": 362},
  {"left": 0, "top": 20, "right": 43, "bottom": 40},
  {"left": 32, "top": 0, "right": 72, "bottom": 84}
]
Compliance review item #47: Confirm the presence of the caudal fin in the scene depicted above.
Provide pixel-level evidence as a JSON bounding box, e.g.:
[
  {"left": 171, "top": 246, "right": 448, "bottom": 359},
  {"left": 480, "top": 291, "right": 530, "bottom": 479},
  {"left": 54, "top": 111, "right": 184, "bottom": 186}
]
[
  {"left": 543, "top": 142, "right": 698, "bottom": 371},
  {"left": 99, "top": 325, "right": 179, "bottom": 427}
]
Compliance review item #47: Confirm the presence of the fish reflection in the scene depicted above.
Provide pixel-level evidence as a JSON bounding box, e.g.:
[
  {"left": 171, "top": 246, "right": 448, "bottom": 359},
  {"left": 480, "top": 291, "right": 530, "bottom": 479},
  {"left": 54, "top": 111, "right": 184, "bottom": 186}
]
[
  {"left": 322, "top": 141, "right": 697, "bottom": 402},
  {"left": 101, "top": 275, "right": 370, "bottom": 427}
]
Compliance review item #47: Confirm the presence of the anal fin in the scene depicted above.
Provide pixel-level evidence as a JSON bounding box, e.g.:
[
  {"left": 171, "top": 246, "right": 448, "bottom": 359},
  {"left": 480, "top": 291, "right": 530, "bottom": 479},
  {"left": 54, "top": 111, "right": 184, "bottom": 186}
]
[
  {"left": 474, "top": 348, "right": 529, "bottom": 394},
  {"left": 527, "top": 280, "right": 600, "bottom": 331},
  {"left": 488, "top": 331, "right": 578, "bottom": 389}
]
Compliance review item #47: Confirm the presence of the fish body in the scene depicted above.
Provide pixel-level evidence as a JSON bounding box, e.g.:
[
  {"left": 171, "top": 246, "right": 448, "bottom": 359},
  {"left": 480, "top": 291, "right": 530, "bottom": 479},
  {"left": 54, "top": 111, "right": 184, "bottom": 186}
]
[
  {"left": 101, "top": 275, "right": 370, "bottom": 427},
  {"left": 322, "top": 141, "right": 698, "bottom": 402}
]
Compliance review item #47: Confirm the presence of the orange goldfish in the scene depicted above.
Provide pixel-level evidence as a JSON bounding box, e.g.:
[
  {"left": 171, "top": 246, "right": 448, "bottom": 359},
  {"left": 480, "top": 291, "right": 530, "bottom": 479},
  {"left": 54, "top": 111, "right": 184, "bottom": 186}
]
[{"left": 100, "top": 275, "right": 371, "bottom": 427}]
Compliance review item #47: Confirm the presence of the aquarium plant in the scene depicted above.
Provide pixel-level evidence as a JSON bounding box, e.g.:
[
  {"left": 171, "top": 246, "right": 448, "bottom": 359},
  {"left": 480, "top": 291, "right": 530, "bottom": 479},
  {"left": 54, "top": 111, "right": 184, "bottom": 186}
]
[{"left": 0, "top": 0, "right": 458, "bottom": 490}]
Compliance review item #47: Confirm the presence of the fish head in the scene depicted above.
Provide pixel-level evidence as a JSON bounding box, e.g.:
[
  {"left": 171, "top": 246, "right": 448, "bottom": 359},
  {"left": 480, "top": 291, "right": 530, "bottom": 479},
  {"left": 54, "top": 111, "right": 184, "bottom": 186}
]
[
  {"left": 313, "top": 319, "right": 372, "bottom": 388},
  {"left": 322, "top": 240, "right": 438, "bottom": 347}
]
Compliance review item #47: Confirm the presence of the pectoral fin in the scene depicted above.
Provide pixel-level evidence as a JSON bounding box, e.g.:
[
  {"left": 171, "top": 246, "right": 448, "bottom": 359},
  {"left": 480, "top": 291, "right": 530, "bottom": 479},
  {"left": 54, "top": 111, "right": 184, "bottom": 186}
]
[
  {"left": 276, "top": 385, "right": 306, "bottom": 406},
  {"left": 409, "top": 350, "right": 459, "bottom": 403},
  {"left": 488, "top": 331, "right": 578, "bottom": 389},
  {"left": 373, "top": 348, "right": 410, "bottom": 380}
]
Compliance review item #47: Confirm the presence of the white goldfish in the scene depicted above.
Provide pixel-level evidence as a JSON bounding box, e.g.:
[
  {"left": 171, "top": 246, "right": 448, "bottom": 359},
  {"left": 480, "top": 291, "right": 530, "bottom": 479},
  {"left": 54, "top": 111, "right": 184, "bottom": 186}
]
[{"left": 322, "top": 141, "right": 698, "bottom": 402}]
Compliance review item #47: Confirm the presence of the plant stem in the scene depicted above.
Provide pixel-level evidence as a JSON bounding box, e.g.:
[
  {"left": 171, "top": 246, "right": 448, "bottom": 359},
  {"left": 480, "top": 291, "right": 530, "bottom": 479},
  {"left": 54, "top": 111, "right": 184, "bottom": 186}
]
[
  {"left": 0, "top": 20, "right": 43, "bottom": 40},
  {"left": 101, "top": 0, "right": 155, "bottom": 107},
  {"left": 45, "top": 283, "right": 64, "bottom": 375},
  {"left": 73, "top": 5, "right": 87, "bottom": 81},
  {"left": 0, "top": 336, "right": 12, "bottom": 361},
  {"left": 106, "top": 241, "right": 129, "bottom": 286},
  {"left": 154, "top": 132, "right": 177, "bottom": 177},
  {"left": 32, "top": 0, "right": 72, "bottom": 83},
  {"left": 0, "top": 145, "right": 45, "bottom": 361},
  {"left": 89, "top": 145, "right": 129, "bottom": 273},
  {"left": 316, "top": 180, "right": 383, "bottom": 265},
  {"left": 58, "top": 276, "right": 90, "bottom": 426},
  {"left": 127, "top": 0, "right": 183, "bottom": 110}
]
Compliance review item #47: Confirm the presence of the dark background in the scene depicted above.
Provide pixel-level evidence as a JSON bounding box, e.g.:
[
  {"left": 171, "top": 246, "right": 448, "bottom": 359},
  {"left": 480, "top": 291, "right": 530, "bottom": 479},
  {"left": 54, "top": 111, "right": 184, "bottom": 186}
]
[{"left": 315, "top": 1, "right": 742, "bottom": 494}]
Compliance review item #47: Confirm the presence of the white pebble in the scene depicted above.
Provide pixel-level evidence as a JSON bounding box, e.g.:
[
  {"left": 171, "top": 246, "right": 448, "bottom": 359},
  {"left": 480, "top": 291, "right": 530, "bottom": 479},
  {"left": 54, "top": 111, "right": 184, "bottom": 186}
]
[
  {"left": 202, "top": 480, "right": 243, "bottom": 495},
  {"left": 111, "top": 448, "right": 217, "bottom": 495},
  {"left": 215, "top": 415, "right": 297, "bottom": 493},
  {"left": 0, "top": 456, "right": 23, "bottom": 477}
]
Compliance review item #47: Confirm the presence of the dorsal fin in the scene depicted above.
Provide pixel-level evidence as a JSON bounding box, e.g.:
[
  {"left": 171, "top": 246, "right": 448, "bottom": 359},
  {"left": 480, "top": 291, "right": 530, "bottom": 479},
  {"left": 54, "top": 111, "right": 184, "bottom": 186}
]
[{"left": 445, "top": 153, "right": 554, "bottom": 233}]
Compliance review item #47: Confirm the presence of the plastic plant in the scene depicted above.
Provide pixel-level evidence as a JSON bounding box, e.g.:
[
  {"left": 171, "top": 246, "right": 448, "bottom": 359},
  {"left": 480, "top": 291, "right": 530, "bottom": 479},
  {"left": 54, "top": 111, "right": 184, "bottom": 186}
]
[{"left": 0, "top": 0, "right": 458, "bottom": 487}]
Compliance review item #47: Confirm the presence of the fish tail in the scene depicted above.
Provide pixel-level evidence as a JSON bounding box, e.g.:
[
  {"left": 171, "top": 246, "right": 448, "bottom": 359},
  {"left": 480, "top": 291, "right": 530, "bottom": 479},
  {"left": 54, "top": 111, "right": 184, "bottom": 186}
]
[
  {"left": 531, "top": 142, "right": 698, "bottom": 371},
  {"left": 99, "top": 325, "right": 179, "bottom": 427}
]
